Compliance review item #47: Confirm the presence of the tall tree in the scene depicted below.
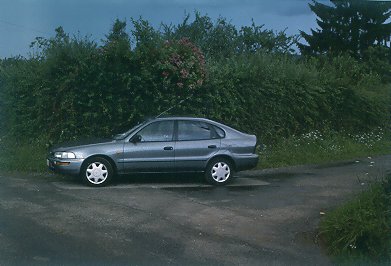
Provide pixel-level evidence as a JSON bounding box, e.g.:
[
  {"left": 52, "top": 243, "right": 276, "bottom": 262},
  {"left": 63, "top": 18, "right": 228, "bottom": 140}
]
[{"left": 299, "top": 0, "right": 391, "bottom": 57}]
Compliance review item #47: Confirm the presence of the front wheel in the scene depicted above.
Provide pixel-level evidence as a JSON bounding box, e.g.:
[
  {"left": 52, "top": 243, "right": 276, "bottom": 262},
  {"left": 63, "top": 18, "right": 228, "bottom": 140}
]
[
  {"left": 81, "top": 157, "right": 113, "bottom": 187},
  {"left": 205, "top": 158, "right": 234, "bottom": 185}
]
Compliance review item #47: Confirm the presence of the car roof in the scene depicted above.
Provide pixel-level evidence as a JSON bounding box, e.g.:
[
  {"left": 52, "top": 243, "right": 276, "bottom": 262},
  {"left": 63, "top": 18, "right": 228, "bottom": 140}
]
[
  {"left": 134, "top": 116, "right": 247, "bottom": 137},
  {"left": 153, "top": 116, "right": 215, "bottom": 123}
]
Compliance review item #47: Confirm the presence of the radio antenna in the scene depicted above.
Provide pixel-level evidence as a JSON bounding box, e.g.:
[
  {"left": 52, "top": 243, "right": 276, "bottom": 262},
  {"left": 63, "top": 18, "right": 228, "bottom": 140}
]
[{"left": 155, "top": 94, "right": 193, "bottom": 118}]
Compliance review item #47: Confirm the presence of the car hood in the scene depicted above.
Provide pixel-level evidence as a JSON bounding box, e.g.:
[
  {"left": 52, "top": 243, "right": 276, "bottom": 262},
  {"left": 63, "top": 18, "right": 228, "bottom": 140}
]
[{"left": 51, "top": 138, "right": 115, "bottom": 151}]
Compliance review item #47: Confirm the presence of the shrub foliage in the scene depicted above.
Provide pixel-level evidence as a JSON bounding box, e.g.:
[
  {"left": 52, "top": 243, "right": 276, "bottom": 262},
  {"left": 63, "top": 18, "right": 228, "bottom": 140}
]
[{"left": 0, "top": 15, "right": 389, "bottom": 144}]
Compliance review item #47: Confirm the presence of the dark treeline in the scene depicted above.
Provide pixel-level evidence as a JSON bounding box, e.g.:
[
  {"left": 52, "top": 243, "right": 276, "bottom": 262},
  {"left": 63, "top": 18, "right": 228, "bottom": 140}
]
[{"left": 0, "top": 11, "right": 389, "bottom": 144}]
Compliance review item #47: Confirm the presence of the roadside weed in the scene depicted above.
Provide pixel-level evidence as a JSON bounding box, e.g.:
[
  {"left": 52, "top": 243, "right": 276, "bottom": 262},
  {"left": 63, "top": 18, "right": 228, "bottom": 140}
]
[
  {"left": 319, "top": 175, "right": 391, "bottom": 262},
  {"left": 258, "top": 128, "right": 390, "bottom": 169}
]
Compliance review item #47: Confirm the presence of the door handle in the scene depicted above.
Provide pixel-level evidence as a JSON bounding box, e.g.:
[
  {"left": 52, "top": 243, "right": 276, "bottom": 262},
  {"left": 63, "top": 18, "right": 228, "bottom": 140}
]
[
  {"left": 208, "top": 145, "right": 217, "bottom": 149},
  {"left": 163, "top": 146, "right": 173, "bottom": 150}
]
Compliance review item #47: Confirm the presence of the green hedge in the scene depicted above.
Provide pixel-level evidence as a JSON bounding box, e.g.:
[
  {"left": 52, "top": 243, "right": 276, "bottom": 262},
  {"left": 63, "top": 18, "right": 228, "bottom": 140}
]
[
  {"left": 0, "top": 16, "right": 389, "bottom": 144},
  {"left": 205, "top": 54, "right": 389, "bottom": 142}
]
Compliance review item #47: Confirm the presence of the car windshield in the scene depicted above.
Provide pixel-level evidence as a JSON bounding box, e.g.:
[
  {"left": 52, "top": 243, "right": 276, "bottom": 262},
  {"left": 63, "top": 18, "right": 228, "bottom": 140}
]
[{"left": 112, "top": 122, "right": 146, "bottom": 140}]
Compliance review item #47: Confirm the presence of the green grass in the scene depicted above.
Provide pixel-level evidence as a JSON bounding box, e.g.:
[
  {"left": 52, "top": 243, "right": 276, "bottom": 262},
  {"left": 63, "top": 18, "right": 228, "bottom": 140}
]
[
  {"left": 0, "top": 138, "right": 49, "bottom": 173},
  {"left": 258, "top": 129, "right": 391, "bottom": 169},
  {"left": 319, "top": 176, "right": 391, "bottom": 263}
]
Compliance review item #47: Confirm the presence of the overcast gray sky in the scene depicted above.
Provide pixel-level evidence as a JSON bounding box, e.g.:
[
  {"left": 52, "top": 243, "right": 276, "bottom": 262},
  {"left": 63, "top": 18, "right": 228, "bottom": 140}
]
[{"left": 0, "top": 0, "right": 322, "bottom": 58}]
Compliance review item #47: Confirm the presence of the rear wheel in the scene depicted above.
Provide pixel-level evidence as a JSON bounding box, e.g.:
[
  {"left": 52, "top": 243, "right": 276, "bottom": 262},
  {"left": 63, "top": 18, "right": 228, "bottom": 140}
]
[
  {"left": 205, "top": 158, "right": 234, "bottom": 185},
  {"left": 81, "top": 157, "right": 113, "bottom": 187}
]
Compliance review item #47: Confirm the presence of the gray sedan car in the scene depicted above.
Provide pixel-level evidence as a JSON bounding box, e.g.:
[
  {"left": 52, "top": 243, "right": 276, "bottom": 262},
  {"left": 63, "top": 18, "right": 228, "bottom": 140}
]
[{"left": 47, "top": 117, "right": 259, "bottom": 186}]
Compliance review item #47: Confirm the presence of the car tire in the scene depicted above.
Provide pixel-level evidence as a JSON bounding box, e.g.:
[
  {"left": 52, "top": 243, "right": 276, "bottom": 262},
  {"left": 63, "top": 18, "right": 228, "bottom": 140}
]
[
  {"left": 205, "top": 158, "right": 234, "bottom": 185},
  {"left": 81, "top": 157, "right": 113, "bottom": 187}
]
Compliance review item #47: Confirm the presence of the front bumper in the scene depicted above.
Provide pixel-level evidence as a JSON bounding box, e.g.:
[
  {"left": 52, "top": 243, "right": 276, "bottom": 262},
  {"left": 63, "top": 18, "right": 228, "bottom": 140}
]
[{"left": 47, "top": 157, "right": 84, "bottom": 175}]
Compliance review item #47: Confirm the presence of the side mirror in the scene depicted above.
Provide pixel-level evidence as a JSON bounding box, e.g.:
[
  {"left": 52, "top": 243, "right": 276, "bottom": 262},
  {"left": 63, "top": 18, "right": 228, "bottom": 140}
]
[{"left": 131, "top": 134, "right": 142, "bottom": 143}]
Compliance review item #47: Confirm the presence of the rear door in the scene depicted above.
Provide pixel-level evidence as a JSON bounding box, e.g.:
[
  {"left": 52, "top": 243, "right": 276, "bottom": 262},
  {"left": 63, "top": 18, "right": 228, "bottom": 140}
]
[{"left": 174, "top": 120, "right": 221, "bottom": 171}]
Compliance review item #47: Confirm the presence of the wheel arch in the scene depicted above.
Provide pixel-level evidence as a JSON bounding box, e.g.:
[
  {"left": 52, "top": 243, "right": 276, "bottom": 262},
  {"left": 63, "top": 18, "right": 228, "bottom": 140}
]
[
  {"left": 80, "top": 154, "right": 118, "bottom": 176},
  {"left": 207, "top": 154, "right": 236, "bottom": 171}
]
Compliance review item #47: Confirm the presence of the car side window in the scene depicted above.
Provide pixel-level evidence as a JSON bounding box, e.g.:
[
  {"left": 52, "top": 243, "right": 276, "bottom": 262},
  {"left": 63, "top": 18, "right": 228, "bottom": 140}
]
[
  {"left": 137, "top": 121, "right": 174, "bottom": 142},
  {"left": 178, "top": 121, "right": 215, "bottom": 141},
  {"left": 213, "top": 126, "right": 225, "bottom": 138}
]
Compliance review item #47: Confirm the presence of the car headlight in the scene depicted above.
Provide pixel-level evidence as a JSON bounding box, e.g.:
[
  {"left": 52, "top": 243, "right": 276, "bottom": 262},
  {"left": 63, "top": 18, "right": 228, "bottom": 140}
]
[{"left": 54, "top": 152, "right": 76, "bottom": 159}]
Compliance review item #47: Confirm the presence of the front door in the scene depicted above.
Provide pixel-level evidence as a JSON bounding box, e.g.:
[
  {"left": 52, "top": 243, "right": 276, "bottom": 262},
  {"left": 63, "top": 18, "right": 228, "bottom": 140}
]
[{"left": 122, "top": 120, "right": 175, "bottom": 172}]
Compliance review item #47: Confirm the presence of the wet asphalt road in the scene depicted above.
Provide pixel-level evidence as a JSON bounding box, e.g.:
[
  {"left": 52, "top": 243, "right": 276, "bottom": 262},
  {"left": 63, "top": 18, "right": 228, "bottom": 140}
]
[{"left": 0, "top": 155, "right": 390, "bottom": 266}]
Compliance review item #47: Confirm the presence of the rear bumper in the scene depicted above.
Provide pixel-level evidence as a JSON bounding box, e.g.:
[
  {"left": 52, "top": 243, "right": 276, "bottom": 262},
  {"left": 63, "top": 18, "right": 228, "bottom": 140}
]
[
  {"left": 47, "top": 157, "right": 84, "bottom": 175},
  {"left": 234, "top": 154, "right": 259, "bottom": 171}
]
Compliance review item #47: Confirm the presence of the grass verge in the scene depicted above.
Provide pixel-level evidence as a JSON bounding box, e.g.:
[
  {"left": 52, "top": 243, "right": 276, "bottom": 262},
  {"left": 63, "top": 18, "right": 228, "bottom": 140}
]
[
  {"left": 0, "top": 137, "right": 49, "bottom": 173},
  {"left": 258, "top": 129, "right": 390, "bottom": 169},
  {"left": 319, "top": 175, "right": 391, "bottom": 263}
]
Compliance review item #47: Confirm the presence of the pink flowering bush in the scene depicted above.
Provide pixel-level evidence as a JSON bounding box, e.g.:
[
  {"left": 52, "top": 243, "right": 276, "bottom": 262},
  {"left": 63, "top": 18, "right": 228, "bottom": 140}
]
[{"left": 158, "top": 38, "right": 206, "bottom": 93}]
